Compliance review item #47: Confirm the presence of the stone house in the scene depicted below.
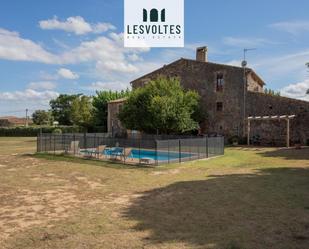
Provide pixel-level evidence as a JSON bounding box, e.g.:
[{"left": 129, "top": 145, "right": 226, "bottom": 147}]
[{"left": 108, "top": 47, "right": 309, "bottom": 145}]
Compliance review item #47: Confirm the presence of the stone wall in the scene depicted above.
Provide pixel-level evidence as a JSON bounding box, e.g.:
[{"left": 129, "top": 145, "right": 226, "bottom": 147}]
[
  {"left": 123, "top": 57, "right": 309, "bottom": 146},
  {"left": 246, "top": 92, "right": 309, "bottom": 145},
  {"left": 131, "top": 59, "right": 252, "bottom": 137},
  {"left": 107, "top": 99, "right": 126, "bottom": 136}
]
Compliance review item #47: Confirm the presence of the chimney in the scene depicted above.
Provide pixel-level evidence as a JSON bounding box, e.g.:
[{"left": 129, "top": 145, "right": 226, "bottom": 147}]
[{"left": 196, "top": 46, "right": 208, "bottom": 62}]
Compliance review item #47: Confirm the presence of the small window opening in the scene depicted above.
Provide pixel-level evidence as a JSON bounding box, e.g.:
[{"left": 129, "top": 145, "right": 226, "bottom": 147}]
[{"left": 216, "top": 73, "right": 224, "bottom": 91}]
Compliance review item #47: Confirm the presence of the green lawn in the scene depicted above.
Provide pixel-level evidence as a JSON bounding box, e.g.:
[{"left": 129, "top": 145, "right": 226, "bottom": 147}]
[{"left": 0, "top": 137, "right": 308, "bottom": 249}]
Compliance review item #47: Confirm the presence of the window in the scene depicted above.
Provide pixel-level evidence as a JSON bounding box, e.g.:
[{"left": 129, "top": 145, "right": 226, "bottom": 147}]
[
  {"left": 216, "top": 73, "right": 224, "bottom": 91},
  {"left": 216, "top": 102, "right": 223, "bottom": 112}
]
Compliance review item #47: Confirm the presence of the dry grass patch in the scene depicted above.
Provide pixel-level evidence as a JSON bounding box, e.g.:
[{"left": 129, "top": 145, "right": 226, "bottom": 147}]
[{"left": 0, "top": 137, "right": 308, "bottom": 249}]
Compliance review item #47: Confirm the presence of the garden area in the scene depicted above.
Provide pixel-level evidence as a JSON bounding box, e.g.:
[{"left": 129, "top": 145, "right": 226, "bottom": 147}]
[{"left": 0, "top": 137, "right": 308, "bottom": 249}]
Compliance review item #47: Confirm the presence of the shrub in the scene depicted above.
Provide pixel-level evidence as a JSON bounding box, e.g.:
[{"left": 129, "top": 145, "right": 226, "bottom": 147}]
[
  {"left": 0, "top": 126, "right": 81, "bottom": 137},
  {"left": 52, "top": 128, "right": 62, "bottom": 134}
]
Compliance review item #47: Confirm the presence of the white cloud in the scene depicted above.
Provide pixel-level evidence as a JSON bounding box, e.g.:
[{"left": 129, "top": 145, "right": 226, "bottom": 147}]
[
  {"left": 27, "top": 81, "right": 56, "bottom": 90},
  {"left": 223, "top": 37, "right": 274, "bottom": 47},
  {"left": 61, "top": 34, "right": 147, "bottom": 75},
  {"left": 93, "top": 23, "right": 116, "bottom": 33},
  {"left": 85, "top": 81, "right": 130, "bottom": 91},
  {"left": 270, "top": 20, "right": 309, "bottom": 35},
  {"left": 0, "top": 89, "right": 59, "bottom": 116},
  {"left": 253, "top": 49, "right": 309, "bottom": 80},
  {"left": 0, "top": 89, "right": 59, "bottom": 101},
  {"left": 57, "top": 68, "right": 79, "bottom": 79},
  {"left": 280, "top": 79, "right": 309, "bottom": 101},
  {"left": 0, "top": 28, "right": 58, "bottom": 63},
  {"left": 127, "top": 53, "right": 142, "bottom": 62},
  {"left": 0, "top": 26, "right": 151, "bottom": 80},
  {"left": 39, "top": 16, "right": 115, "bottom": 35}
]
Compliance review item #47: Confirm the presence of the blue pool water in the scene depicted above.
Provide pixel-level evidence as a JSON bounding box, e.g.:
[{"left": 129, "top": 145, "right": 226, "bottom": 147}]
[
  {"left": 104, "top": 148, "right": 193, "bottom": 161},
  {"left": 81, "top": 148, "right": 194, "bottom": 161}
]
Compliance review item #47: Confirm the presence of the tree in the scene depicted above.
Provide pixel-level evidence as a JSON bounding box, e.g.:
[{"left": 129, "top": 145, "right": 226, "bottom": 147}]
[
  {"left": 50, "top": 94, "right": 81, "bottom": 125},
  {"left": 92, "top": 89, "right": 130, "bottom": 130},
  {"left": 118, "top": 77, "right": 200, "bottom": 134},
  {"left": 71, "top": 95, "right": 94, "bottom": 130},
  {"left": 32, "top": 110, "right": 53, "bottom": 125}
]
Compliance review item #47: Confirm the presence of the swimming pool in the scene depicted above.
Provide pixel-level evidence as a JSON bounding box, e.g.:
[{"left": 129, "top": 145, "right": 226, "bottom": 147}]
[
  {"left": 81, "top": 148, "right": 194, "bottom": 162},
  {"left": 104, "top": 148, "right": 193, "bottom": 161}
]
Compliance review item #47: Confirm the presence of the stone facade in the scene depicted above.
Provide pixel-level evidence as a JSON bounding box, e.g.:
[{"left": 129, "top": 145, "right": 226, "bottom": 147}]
[
  {"left": 131, "top": 57, "right": 264, "bottom": 138},
  {"left": 107, "top": 98, "right": 126, "bottom": 136},
  {"left": 246, "top": 92, "right": 309, "bottom": 145},
  {"left": 108, "top": 47, "right": 309, "bottom": 145}
]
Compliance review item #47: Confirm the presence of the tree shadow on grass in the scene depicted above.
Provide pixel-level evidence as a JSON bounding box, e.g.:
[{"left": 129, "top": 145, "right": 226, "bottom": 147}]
[
  {"left": 123, "top": 168, "right": 309, "bottom": 249},
  {"left": 258, "top": 147, "right": 309, "bottom": 161},
  {"left": 29, "top": 153, "right": 154, "bottom": 170}
]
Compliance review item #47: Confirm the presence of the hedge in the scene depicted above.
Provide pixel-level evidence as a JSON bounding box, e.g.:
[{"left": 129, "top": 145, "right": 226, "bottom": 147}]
[{"left": 0, "top": 126, "right": 82, "bottom": 137}]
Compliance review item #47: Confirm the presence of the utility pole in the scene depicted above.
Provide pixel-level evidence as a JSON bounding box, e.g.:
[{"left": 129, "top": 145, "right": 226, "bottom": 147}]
[
  {"left": 242, "top": 48, "right": 256, "bottom": 137},
  {"left": 25, "top": 108, "right": 29, "bottom": 127}
]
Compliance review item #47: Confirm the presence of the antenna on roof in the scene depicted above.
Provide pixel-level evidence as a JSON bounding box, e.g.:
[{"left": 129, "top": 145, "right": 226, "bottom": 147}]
[{"left": 242, "top": 48, "right": 256, "bottom": 67}]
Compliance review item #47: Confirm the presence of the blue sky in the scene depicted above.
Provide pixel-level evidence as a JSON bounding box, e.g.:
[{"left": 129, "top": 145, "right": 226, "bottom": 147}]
[{"left": 0, "top": 0, "right": 309, "bottom": 116}]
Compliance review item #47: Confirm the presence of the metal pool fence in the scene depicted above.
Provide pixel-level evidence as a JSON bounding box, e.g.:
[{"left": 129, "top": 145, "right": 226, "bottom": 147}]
[{"left": 37, "top": 133, "right": 224, "bottom": 166}]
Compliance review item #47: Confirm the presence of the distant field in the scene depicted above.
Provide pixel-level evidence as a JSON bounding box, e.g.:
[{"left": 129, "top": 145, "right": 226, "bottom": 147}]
[{"left": 0, "top": 137, "right": 308, "bottom": 249}]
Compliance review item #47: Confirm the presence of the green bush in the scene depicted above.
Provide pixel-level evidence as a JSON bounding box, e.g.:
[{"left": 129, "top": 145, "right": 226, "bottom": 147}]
[
  {"left": 52, "top": 128, "right": 62, "bottom": 134},
  {"left": 0, "top": 126, "right": 81, "bottom": 137}
]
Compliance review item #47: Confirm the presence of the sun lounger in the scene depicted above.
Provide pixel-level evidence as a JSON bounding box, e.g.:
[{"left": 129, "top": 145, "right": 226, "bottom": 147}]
[
  {"left": 96, "top": 145, "right": 107, "bottom": 159},
  {"left": 121, "top": 148, "right": 132, "bottom": 161}
]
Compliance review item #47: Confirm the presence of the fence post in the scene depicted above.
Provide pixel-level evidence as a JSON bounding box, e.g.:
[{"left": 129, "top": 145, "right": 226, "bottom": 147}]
[
  {"left": 139, "top": 138, "right": 141, "bottom": 165},
  {"left": 222, "top": 136, "right": 225, "bottom": 155},
  {"left": 37, "top": 134, "right": 39, "bottom": 153},
  {"left": 206, "top": 136, "right": 209, "bottom": 158},
  {"left": 40, "top": 129, "right": 43, "bottom": 152},
  {"left": 53, "top": 135, "right": 56, "bottom": 155},
  {"left": 84, "top": 132, "right": 87, "bottom": 149},
  {"left": 73, "top": 133, "right": 76, "bottom": 155},
  {"left": 197, "top": 138, "right": 200, "bottom": 159},
  {"left": 155, "top": 140, "right": 158, "bottom": 166},
  {"left": 179, "top": 139, "right": 181, "bottom": 163},
  {"left": 49, "top": 133, "right": 52, "bottom": 153},
  {"left": 168, "top": 140, "right": 170, "bottom": 164},
  {"left": 62, "top": 134, "right": 64, "bottom": 153}
]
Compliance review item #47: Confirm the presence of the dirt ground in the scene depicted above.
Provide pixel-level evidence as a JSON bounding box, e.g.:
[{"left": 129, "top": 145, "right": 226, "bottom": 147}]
[{"left": 0, "top": 137, "right": 309, "bottom": 249}]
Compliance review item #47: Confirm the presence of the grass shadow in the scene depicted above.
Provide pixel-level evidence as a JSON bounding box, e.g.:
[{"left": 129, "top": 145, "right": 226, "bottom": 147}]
[
  {"left": 123, "top": 167, "right": 309, "bottom": 248},
  {"left": 29, "top": 153, "right": 156, "bottom": 170},
  {"left": 258, "top": 147, "right": 309, "bottom": 160}
]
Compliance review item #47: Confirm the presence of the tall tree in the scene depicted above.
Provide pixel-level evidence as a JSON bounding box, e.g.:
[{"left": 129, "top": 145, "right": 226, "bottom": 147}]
[
  {"left": 92, "top": 89, "right": 130, "bottom": 131},
  {"left": 50, "top": 94, "right": 81, "bottom": 125},
  {"left": 118, "top": 77, "right": 200, "bottom": 134},
  {"left": 32, "top": 110, "right": 53, "bottom": 125},
  {"left": 71, "top": 95, "right": 94, "bottom": 129}
]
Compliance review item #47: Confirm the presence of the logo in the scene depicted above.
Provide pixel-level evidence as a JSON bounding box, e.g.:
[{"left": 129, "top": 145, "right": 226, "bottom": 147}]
[
  {"left": 124, "top": 0, "right": 184, "bottom": 48},
  {"left": 143, "top": 9, "right": 165, "bottom": 22}
]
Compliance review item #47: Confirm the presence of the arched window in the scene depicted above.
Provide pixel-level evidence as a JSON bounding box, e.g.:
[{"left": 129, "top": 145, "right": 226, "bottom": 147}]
[
  {"left": 150, "top": 9, "right": 158, "bottom": 22},
  {"left": 161, "top": 9, "right": 166, "bottom": 22},
  {"left": 143, "top": 9, "right": 147, "bottom": 22}
]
